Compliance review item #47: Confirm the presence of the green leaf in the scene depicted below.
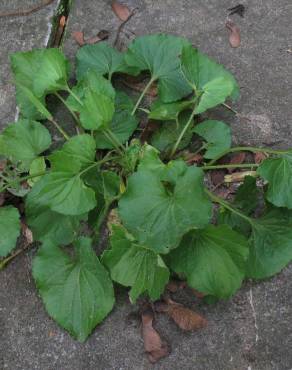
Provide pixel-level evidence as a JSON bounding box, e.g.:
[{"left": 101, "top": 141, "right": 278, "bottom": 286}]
[
  {"left": 193, "top": 120, "right": 231, "bottom": 159},
  {"left": 102, "top": 226, "right": 169, "bottom": 302},
  {"left": 247, "top": 209, "right": 292, "bottom": 279},
  {"left": 25, "top": 196, "right": 84, "bottom": 245},
  {"left": 181, "top": 45, "right": 239, "bottom": 114},
  {"left": 149, "top": 99, "right": 194, "bottom": 121},
  {"left": 28, "top": 157, "right": 46, "bottom": 186},
  {"left": 119, "top": 160, "right": 212, "bottom": 253},
  {"left": 151, "top": 111, "right": 194, "bottom": 152},
  {"left": 79, "top": 90, "right": 115, "bottom": 130},
  {"left": 125, "top": 34, "right": 192, "bottom": 102},
  {"left": 26, "top": 172, "right": 96, "bottom": 216},
  {"left": 66, "top": 71, "right": 115, "bottom": 112},
  {"left": 0, "top": 206, "right": 21, "bottom": 257},
  {"left": 167, "top": 225, "right": 249, "bottom": 299},
  {"left": 257, "top": 155, "right": 292, "bottom": 209},
  {"left": 0, "top": 119, "right": 51, "bottom": 170},
  {"left": 11, "top": 48, "right": 69, "bottom": 118},
  {"left": 49, "top": 134, "right": 96, "bottom": 173},
  {"left": 95, "top": 91, "right": 138, "bottom": 149},
  {"left": 33, "top": 237, "right": 115, "bottom": 342},
  {"left": 76, "top": 42, "right": 138, "bottom": 80}
]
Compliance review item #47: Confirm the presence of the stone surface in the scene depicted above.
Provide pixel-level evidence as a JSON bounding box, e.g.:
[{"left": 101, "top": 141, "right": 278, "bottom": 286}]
[
  {"left": 0, "top": 0, "right": 59, "bottom": 127},
  {"left": 1, "top": 1, "right": 292, "bottom": 369}
]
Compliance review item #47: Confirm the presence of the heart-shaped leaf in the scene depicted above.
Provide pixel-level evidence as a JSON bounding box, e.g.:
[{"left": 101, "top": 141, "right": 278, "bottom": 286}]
[
  {"left": 125, "top": 34, "right": 192, "bottom": 102},
  {"left": 193, "top": 120, "right": 231, "bottom": 159},
  {"left": 167, "top": 225, "right": 249, "bottom": 299},
  {"left": 102, "top": 225, "right": 169, "bottom": 302},
  {"left": 76, "top": 42, "right": 138, "bottom": 80},
  {"left": 257, "top": 154, "right": 292, "bottom": 209},
  {"left": 33, "top": 237, "right": 115, "bottom": 342},
  {"left": 119, "top": 160, "right": 212, "bottom": 253},
  {"left": 0, "top": 206, "right": 21, "bottom": 257},
  {"left": 0, "top": 119, "right": 51, "bottom": 170},
  {"left": 181, "top": 45, "right": 239, "bottom": 114}
]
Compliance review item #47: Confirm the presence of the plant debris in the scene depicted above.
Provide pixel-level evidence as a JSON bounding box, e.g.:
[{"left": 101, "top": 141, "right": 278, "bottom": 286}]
[
  {"left": 141, "top": 309, "right": 170, "bottom": 363},
  {"left": 226, "top": 20, "right": 241, "bottom": 48},
  {"left": 227, "top": 4, "right": 246, "bottom": 17},
  {"left": 111, "top": 1, "right": 131, "bottom": 21}
]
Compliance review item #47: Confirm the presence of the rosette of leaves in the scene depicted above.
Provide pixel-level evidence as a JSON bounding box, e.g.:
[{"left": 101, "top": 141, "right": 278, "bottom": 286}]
[{"left": 1, "top": 33, "right": 292, "bottom": 345}]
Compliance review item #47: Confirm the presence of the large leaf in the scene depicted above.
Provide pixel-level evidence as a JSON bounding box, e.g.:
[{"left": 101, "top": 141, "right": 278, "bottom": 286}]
[
  {"left": 193, "top": 120, "right": 231, "bottom": 159},
  {"left": 125, "top": 34, "right": 192, "bottom": 102},
  {"left": 167, "top": 225, "right": 249, "bottom": 299},
  {"left": 26, "top": 172, "right": 96, "bottom": 216},
  {"left": 247, "top": 209, "right": 292, "bottom": 279},
  {"left": 49, "top": 134, "right": 96, "bottom": 173},
  {"left": 76, "top": 42, "right": 137, "bottom": 80},
  {"left": 119, "top": 160, "right": 212, "bottom": 253},
  {"left": 26, "top": 199, "right": 83, "bottom": 245},
  {"left": 79, "top": 90, "right": 115, "bottom": 130},
  {"left": 102, "top": 226, "right": 169, "bottom": 302},
  {"left": 257, "top": 155, "right": 292, "bottom": 209},
  {"left": 0, "top": 206, "right": 21, "bottom": 257},
  {"left": 11, "top": 48, "right": 69, "bottom": 118},
  {"left": 33, "top": 237, "right": 115, "bottom": 342},
  {"left": 151, "top": 111, "right": 194, "bottom": 152},
  {"left": 66, "top": 71, "right": 115, "bottom": 112},
  {"left": 181, "top": 45, "right": 239, "bottom": 114},
  {"left": 0, "top": 119, "right": 51, "bottom": 170},
  {"left": 95, "top": 91, "right": 138, "bottom": 149}
]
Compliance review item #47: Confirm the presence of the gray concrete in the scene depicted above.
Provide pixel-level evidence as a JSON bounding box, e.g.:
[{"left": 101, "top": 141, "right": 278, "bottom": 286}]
[
  {"left": 0, "top": 0, "right": 59, "bottom": 126},
  {"left": 1, "top": 0, "right": 292, "bottom": 369}
]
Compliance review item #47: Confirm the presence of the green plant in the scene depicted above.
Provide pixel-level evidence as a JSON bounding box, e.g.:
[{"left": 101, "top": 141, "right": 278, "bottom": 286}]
[{"left": 1, "top": 33, "right": 292, "bottom": 341}]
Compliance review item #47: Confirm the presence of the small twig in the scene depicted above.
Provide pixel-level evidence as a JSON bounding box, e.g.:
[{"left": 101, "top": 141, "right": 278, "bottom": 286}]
[
  {"left": 0, "top": 0, "right": 55, "bottom": 17},
  {"left": 114, "top": 8, "right": 138, "bottom": 47}
]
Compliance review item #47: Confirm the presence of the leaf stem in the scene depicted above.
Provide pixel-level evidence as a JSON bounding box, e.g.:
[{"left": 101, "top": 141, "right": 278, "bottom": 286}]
[
  {"left": 0, "top": 170, "right": 48, "bottom": 193},
  {"left": 54, "top": 92, "right": 84, "bottom": 133},
  {"left": 170, "top": 106, "right": 196, "bottom": 158},
  {"left": 208, "top": 146, "right": 292, "bottom": 165},
  {"left": 131, "top": 78, "right": 155, "bottom": 116},
  {"left": 204, "top": 188, "right": 252, "bottom": 224},
  {"left": 0, "top": 243, "right": 33, "bottom": 271},
  {"left": 66, "top": 85, "right": 84, "bottom": 106},
  {"left": 48, "top": 117, "right": 70, "bottom": 140},
  {"left": 202, "top": 163, "right": 259, "bottom": 170},
  {"left": 78, "top": 155, "right": 119, "bottom": 177}
]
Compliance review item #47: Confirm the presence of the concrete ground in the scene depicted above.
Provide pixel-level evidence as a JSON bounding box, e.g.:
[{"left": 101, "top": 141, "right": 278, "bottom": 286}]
[{"left": 1, "top": 0, "right": 292, "bottom": 369}]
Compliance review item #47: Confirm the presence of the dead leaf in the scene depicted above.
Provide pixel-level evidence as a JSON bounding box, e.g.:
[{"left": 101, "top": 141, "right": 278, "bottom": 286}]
[
  {"left": 111, "top": 1, "right": 131, "bottom": 21},
  {"left": 72, "top": 31, "right": 85, "bottom": 46},
  {"left": 166, "top": 300, "right": 207, "bottom": 331},
  {"left": 224, "top": 170, "right": 257, "bottom": 183},
  {"left": 21, "top": 222, "right": 33, "bottom": 246},
  {"left": 86, "top": 30, "right": 109, "bottom": 45},
  {"left": 141, "top": 310, "right": 170, "bottom": 363},
  {"left": 226, "top": 20, "right": 241, "bottom": 48},
  {"left": 254, "top": 152, "right": 267, "bottom": 164},
  {"left": 228, "top": 152, "right": 246, "bottom": 173},
  {"left": 185, "top": 153, "right": 203, "bottom": 165},
  {"left": 211, "top": 170, "right": 225, "bottom": 186}
]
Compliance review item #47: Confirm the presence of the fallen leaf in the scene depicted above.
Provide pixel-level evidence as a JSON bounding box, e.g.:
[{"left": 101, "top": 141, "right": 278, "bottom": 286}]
[
  {"left": 254, "top": 152, "right": 267, "bottom": 164},
  {"left": 86, "top": 30, "right": 109, "bottom": 45},
  {"left": 111, "top": 1, "right": 131, "bottom": 21},
  {"left": 226, "top": 20, "right": 241, "bottom": 48},
  {"left": 141, "top": 310, "right": 170, "bottom": 363},
  {"left": 72, "top": 31, "right": 85, "bottom": 46},
  {"left": 185, "top": 153, "right": 203, "bottom": 165},
  {"left": 211, "top": 170, "right": 225, "bottom": 186},
  {"left": 224, "top": 170, "right": 257, "bottom": 183},
  {"left": 21, "top": 222, "right": 33, "bottom": 246},
  {"left": 166, "top": 300, "right": 207, "bottom": 331},
  {"left": 228, "top": 152, "right": 246, "bottom": 173}
]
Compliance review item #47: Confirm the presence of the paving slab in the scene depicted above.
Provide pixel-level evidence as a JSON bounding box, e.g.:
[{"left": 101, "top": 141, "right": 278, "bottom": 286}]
[
  {"left": 0, "top": 0, "right": 60, "bottom": 127},
  {"left": 1, "top": 1, "right": 292, "bottom": 370}
]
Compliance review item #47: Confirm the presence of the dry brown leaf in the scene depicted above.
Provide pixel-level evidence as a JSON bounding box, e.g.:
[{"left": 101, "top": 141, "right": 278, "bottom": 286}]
[
  {"left": 21, "top": 222, "right": 33, "bottom": 246},
  {"left": 111, "top": 1, "right": 131, "bottom": 21},
  {"left": 254, "top": 152, "right": 267, "bottom": 164},
  {"left": 141, "top": 310, "right": 170, "bottom": 363},
  {"left": 228, "top": 152, "right": 246, "bottom": 173},
  {"left": 72, "top": 31, "right": 85, "bottom": 46},
  {"left": 86, "top": 30, "right": 109, "bottom": 45},
  {"left": 167, "top": 301, "right": 207, "bottom": 331},
  {"left": 226, "top": 20, "right": 241, "bottom": 48},
  {"left": 224, "top": 170, "right": 257, "bottom": 183},
  {"left": 185, "top": 153, "right": 203, "bottom": 165}
]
